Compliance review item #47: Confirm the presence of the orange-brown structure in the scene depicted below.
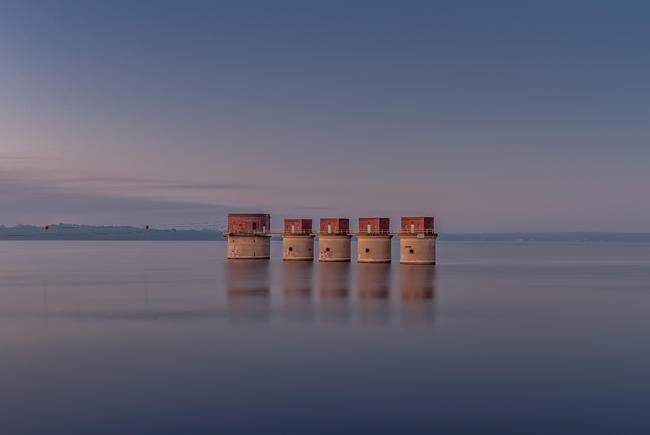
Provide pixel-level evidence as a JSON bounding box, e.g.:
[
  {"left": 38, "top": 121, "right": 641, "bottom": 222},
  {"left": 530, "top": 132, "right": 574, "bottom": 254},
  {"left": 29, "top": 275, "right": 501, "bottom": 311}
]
[
  {"left": 401, "top": 217, "right": 434, "bottom": 234},
  {"left": 227, "top": 213, "right": 270, "bottom": 234},
  {"left": 319, "top": 218, "right": 349, "bottom": 234},
  {"left": 283, "top": 219, "right": 316, "bottom": 261},
  {"left": 399, "top": 216, "right": 437, "bottom": 264},
  {"left": 358, "top": 218, "right": 390, "bottom": 234},
  {"left": 224, "top": 213, "right": 271, "bottom": 259},
  {"left": 222, "top": 211, "right": 438, "bottom": 264},
  {"left": 357, "top": 217, "right": 393, "bottom": 263},
  {"left": 284, "top": 219, "right": 312, "bottom": 234},
  {"left": 318, "top": 218, "right": 352, "bottom": 262}
]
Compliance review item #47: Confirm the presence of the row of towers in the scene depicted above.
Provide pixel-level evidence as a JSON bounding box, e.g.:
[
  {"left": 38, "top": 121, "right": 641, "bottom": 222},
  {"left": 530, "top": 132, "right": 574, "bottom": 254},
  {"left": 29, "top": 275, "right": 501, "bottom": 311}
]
[{"left": 224, "top": 213, "right": 437, "bottom": 264}]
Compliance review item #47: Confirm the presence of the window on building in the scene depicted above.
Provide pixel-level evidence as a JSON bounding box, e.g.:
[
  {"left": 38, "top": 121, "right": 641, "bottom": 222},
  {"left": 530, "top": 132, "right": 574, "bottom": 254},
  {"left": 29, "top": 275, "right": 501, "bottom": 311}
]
[{"left": 253, "top": 223, "right": 257, "bottom": 230}]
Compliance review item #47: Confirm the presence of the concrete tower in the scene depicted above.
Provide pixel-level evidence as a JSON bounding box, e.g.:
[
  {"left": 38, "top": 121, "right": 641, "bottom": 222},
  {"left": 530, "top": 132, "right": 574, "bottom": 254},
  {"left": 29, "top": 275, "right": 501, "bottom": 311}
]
[
  {"left": 318, "top": 218, "right": 353, "bottom": 262},
  {"left": 224, "top": 213, "right": 271, "bottom": 259},
  {"left": 282, "top": 219, "right": 316, "bottom": 261},
  {"left": 399, "top": 217, "right": 437, "bottom": 264},
  {"left": 356, "top": 217, "right": 393, "bottom": 263}
]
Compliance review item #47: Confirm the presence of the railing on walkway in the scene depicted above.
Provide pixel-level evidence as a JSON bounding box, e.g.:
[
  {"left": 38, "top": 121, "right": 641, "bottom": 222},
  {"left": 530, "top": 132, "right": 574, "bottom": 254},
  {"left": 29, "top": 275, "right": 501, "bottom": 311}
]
[{"left": 225, "top": 229, "right": 437, "bottom": 236}]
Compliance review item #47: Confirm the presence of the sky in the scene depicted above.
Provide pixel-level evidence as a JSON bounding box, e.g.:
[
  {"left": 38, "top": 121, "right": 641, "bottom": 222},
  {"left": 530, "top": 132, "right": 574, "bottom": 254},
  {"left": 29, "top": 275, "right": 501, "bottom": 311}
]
[{"left": 1, "top": 0, "right": 648, "bottom": 232}]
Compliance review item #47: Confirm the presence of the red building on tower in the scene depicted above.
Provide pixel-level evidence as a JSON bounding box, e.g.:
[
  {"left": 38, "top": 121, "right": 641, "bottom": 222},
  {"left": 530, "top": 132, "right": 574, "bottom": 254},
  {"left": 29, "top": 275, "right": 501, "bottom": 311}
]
[
  {"left": 358, "top": 218, "right": 390, "bottom": 234},
  {"left": 319, "top": 218, "right": 349, "bottom": 234},
  {"left": 284, "top": 219, "right": 312, "bottom": 234},
  {"left": 401, "top": 217, "right": 434, "bottom": 234},
  {"left": 227, "top": 213, "right": 270, "bottom": 234}
]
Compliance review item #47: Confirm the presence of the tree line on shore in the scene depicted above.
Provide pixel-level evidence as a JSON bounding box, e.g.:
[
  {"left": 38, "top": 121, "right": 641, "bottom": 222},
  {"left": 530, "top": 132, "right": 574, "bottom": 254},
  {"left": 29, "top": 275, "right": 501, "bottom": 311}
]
[{"left": 1, "top": 225, "right": 649, "bottom": 242}]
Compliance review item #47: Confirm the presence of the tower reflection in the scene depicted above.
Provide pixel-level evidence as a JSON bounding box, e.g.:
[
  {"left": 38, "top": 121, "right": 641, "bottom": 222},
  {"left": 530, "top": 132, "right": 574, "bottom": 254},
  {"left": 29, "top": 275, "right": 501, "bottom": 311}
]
[
  {"left": 318, "top": 262, "right": 350, "bottom": 324},
  {"left": 225, "top": 260, "right": 270, "bottom": 325},
  {"left": 400, "top": 265, "right": 436, "bottom": 326},
  {"left": 357, "top": 263, "right": 391, "bottom": 326},
  {"left": 282, "top": 261, "right": 315, "bottom": 323}
]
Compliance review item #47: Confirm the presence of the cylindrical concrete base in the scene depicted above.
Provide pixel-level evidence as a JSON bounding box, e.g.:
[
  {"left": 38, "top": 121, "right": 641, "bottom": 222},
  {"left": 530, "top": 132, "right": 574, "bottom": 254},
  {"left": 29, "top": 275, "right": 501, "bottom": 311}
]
[
  {"left": 282, "top": 235, "right": 316, "bottom": 261},
  {"left": 225, "top": 234, "right": 271, "bottom": 259},
  {"left": 399, "top": 235, "right": 436, "bottom": 264},
  {"left": 318, "top": 235, "right": 353, "bottom": 262},
  {"left": 356, "top": 235, "right": 393, "bottom": 263}
]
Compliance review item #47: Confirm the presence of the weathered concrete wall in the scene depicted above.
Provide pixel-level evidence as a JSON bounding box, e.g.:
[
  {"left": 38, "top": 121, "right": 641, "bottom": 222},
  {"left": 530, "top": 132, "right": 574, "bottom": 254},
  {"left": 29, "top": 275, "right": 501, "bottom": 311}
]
[
  {"left": 226, "top": 234, "right": 271, "bottom": 259},
  {"left": 282, "top": 235, "right": 315, "bottom": 261},
  {"left": 399, "top": 235, "right": 436, "bottom": 264},
  {"left": 318, "top": 234, "right": 353, "bottom": 262},
  {"left": 356, "top": 235, "right": 393, "bottom": 263}
]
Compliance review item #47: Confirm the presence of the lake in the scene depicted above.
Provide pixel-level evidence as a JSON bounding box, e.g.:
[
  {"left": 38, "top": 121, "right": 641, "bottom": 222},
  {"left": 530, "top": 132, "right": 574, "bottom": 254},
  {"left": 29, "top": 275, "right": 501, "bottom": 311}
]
[{"left": 1, "top": 241, "right": 649, "bottom": 434}]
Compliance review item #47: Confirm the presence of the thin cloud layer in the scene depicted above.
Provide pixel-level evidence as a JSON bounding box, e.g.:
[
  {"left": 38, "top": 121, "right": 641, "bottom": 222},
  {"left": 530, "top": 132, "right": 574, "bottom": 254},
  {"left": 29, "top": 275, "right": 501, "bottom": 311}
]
[
  {"left": 0, "top": 170, "right": 241, "bottom": 229},
  {"left": 1, "top": 2, "right": 649, "bottom": 231}
]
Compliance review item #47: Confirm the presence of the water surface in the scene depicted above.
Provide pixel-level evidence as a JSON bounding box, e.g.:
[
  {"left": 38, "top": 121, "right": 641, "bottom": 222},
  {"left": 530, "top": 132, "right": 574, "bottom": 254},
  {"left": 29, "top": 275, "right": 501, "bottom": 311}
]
[{"left": 1, "top": 241, "right": 649, "bottom": 434}]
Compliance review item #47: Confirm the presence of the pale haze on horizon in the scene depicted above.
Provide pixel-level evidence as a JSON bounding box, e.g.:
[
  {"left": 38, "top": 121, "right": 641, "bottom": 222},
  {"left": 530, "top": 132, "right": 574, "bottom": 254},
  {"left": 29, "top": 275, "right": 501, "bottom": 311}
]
[{"left": 1, "top": 1, "right": 648, "bottom": 232}]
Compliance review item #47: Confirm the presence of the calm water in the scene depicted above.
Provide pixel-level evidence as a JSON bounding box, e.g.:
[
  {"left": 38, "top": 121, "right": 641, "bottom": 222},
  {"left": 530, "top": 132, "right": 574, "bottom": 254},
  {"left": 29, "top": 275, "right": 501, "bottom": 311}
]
[{"left": 1, "top": 241, "right": 649, "bottom": 434}]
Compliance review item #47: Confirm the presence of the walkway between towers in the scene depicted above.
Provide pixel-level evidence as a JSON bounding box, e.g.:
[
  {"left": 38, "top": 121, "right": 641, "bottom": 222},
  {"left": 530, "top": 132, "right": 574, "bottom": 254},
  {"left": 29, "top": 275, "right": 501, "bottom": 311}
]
[{"left": 224, "top": 229, "right": 438, "bottom": 237}]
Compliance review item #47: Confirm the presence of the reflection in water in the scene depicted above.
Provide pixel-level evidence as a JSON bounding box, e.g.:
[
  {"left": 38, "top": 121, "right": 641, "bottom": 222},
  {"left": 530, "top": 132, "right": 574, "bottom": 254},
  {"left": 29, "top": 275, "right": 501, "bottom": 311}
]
[
  {"left": 400, "top": 265, "right": 436, "bottom": 326},
  {"left": 143, "top": 270, "right": 150, "bottom": 309},
  {"left": 224, "top": 260, "right": 433, "bottom": 326},
  {"left": 26, "top": 255, "right": 434, "bottom": 327},
  {"left": 357, "top": 264, "right": 391, "bottom": 326},
  {"left": 283, "top": 261, "right": 315, "bottom": 323},
  {"left": 3, "top": 242, "right": 650, "bottom": 433},
  {"left": 42, "top": 275, "right": 49, "bottom": 317},
  {"left": 225, "top": 260, "right": 270, "bottom": 325},
  {"left": 318, "top": 262, "right": 350, "bottom": 324}
]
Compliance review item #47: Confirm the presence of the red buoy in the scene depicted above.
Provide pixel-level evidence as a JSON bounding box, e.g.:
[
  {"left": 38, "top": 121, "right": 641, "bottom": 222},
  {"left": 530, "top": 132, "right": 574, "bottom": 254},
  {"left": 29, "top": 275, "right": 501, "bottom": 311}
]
[
  {"left": 145, "top": 225, "right": 149, "bottom": 229},
  {"left": 44, "top": 226, "right": 49, "bottom": 230}
]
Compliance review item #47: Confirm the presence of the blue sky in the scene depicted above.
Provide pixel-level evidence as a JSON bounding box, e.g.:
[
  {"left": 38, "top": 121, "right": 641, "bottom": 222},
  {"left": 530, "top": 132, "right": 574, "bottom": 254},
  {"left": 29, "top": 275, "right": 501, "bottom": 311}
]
[{"left": 1, "top": 1, "right": 648, "bottom": 231}]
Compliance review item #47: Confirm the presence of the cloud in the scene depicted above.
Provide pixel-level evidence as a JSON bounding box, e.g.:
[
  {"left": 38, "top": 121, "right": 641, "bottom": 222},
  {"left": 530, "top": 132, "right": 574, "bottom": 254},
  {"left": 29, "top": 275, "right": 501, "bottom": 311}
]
[
  {"left": 0, "top": 171, "right": 236, "bottom": 228},
  {"left": 150, "top": 183, "right": 251, "bottom": 190},
  {"left": 0, "top": 167, "right": 251, "bottom": 201},
  {"left": 0, "top": 187, "right": 231, "bottom": 228},
  {"left": 37, "top": 176, "right": 251, "bottom": 190},
  {"left": 0, "top": 154, "right": 47, "bottom": 161}
]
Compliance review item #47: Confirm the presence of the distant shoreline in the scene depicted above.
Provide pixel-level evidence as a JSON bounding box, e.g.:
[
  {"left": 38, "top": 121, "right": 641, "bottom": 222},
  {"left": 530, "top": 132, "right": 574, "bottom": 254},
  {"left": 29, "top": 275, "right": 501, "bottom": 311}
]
[
  {"left": 438, "top": 232, "right": 650, "bottom": 242},
  {"left": 0, "top": 224, "right": 223, "bottom": 241},
  {"left": 2, "top": 225, "right": 650, "bottom": 242}
]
